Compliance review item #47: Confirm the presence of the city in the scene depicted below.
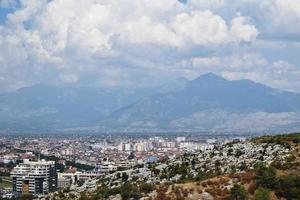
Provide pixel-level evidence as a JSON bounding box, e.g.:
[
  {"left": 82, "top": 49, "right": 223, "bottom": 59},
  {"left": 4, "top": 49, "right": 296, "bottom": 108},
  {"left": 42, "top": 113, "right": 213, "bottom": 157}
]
[
  {"left": 0, "top": 134, "right": 299, "bottom": 199},
  {"left": 0, "top": 135, "right": 245, "bottom": 198},
  {"left": 0, "top": 0, "right": 300, "bottom": 199}
]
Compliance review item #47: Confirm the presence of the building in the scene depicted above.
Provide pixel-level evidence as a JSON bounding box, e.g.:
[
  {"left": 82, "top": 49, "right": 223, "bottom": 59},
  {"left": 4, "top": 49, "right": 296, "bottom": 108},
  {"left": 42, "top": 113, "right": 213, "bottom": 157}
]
[
  {"left": 11, "top": 159, "right": 57, "bottom": 195},
  {"left": 57, "top": 173, "right": 72, "bottom": 188},
  {"left": 57, "top": 171, "right": 102, "bottom": 187},
  {"left": 97, "top": 162, "right": 117, "bottom": 173},
  {"left": 176, "top": 137, "right": 186, "bottom": 142},
  {"left": 124, "top": 143, "right": 133, "bottom": 151}
]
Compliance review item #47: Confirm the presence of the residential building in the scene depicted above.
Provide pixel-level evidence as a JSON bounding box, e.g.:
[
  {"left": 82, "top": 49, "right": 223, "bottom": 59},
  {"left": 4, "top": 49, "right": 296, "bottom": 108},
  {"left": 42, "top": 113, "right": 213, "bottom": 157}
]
[{"left": 11, "top": 159, "right": 57, "bottom": 195}]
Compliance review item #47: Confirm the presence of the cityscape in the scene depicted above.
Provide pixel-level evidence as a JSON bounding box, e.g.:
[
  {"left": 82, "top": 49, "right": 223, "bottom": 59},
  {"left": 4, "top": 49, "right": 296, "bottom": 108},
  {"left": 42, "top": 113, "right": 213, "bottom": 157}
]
[
  {"left": 0, "top": 134, "right": 299, "bottom": 199},
  {"left": 0, "top": 135, "right": 235, "bottom": 196},
  {"left": 0, "top": 0, "right": 300, "bottom": 199}
]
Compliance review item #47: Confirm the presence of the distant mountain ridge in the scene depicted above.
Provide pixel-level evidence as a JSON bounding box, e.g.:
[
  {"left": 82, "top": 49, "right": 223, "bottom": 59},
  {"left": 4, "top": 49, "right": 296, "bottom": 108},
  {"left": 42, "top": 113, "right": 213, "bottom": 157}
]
[
  {"left": 0, "top": 73, "right": 300, "bottom": 134},
  {"left": 99, "top": 73, "right": 300, "bottom": 133}
]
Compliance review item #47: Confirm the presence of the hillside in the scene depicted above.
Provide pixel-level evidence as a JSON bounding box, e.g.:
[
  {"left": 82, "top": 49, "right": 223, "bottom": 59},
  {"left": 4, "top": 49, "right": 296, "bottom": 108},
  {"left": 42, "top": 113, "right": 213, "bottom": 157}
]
[{"left": 38, "top": 133, "right": 300, "bottom": 200}]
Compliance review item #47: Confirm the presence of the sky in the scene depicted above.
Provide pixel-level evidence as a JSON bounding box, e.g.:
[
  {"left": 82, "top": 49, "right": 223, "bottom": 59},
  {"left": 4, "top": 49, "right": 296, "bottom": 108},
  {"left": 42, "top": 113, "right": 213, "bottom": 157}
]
[{"left": 0, "top": 0, "right": 299, "bottom": 92}]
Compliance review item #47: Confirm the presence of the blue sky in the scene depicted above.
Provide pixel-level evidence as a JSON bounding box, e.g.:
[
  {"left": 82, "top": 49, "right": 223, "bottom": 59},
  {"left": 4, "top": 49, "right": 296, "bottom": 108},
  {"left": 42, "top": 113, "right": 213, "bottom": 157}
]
[{"left": 0, "top": 0, "right": 299, "bottom": 92}]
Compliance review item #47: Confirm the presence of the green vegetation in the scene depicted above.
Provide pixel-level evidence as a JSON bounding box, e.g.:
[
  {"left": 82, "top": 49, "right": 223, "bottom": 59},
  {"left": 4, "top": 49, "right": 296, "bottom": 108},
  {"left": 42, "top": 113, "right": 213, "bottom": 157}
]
[
  {"left": 0, "top": 181, "right": 12, "bottom": 188},
  {"left": 0, "top": 176, "right": 11, "bottom": 189},
  {"left": 14, "top": 194, "right": 35, "bottom": 200},
  {"left": 92, "top": 182, "right": 155, "bottom": 200},
  {"left": 252, "top": 162, "right": 300, "bottom": 200},
  {"left": 255, "top": 163, "right": 277, "bottom": 189},
  {"left": 230, "top": 184, "right": 247, "bottom": 200},
  {"left": 65, "top": 160, "right": 94, "bottom": 171},
  {"left": 254, "top": 133, "right": 300, "bottom": 146},
  {"left": 0, "top": 161, "right": 16, "bottom": 173},
  {"left": 121, "top": 172, "right": 129, "bottom": 182},
  {"left": 254, "top": 188, "right": 271, "bottom": 200},
  {"left": 139, "top": 182, "right": 156, "bottom": 194},
  {"left": 276, "top": 175, "right": 300, "bottom": 199},
  {"left": 195, "top": 170, "right": 217, "bottom": 182}
]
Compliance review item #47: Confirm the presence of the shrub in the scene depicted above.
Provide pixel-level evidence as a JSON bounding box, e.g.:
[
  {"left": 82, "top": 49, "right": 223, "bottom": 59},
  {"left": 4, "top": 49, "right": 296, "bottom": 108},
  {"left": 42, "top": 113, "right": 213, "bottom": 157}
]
[
  {"left": 140, "top": 183, "right": 155, "bottom": 194},
  {"left": 255, "top": 163, "right": 277, "bottom": 189},
  {"left": 230, "top": 184, "right": 247, "bottom": 200},
  {"left": 276, "top": 175, "right": 300, "bottom": 199},
  {"left": 254, "top": 187, "right": 271, "bottom": 200}
]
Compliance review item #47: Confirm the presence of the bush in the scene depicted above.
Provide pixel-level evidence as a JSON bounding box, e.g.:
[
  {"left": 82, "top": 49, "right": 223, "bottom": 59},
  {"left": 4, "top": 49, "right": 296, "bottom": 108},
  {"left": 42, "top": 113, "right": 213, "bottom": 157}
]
[
  {"left": 276, "top": 175, "right": 300, "bottom": 199},
  {"left": 122, "top": 172, "right": 129, "bottom": 182},
  {"left": 230, "top": 184, "right": 246, "bottom": 200},
  {"left": 120, "top": 183, "right": 141, "bottom": 200},
  {"left": 255, "top": 163, "right": 277, "bottom": 189},
  {"left": 140, "top": 183, "right": 155, "bottom": 194},
  {"left": 254, "top": 187, "right": 271, "bottom": 200}
]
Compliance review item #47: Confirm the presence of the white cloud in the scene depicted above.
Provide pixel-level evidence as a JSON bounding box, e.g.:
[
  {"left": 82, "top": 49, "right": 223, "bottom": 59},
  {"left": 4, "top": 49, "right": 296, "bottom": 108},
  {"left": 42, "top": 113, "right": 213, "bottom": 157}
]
[
  {"left": 230, "top": 16, "right": 259, "bottom": 42},
  {"left": 268, "top": 0, "right": 300, "bottom": 35},
  {"left": 191, "top": 56, "right": 300, "bottom": 92},
  {"left": 187, "top": 0, "right": 225, "bottom": 10},
  {"left": 172, "top": 10, "right": 230, "bottom": 45},
  {"left": 192, "top": 56, "right": 221, "bottom": 67},
  {"left": 186, "top": 0, "right": 300, "bottom": 39},
  {"left": 121, "top": 16, "right": 181, "bottom": 46},
  {"left": 0, "top": 0, "right": 299, "bottom": 93},
  {"left": 0, "top": 0, "right": 17, "bottom": 8},
  {"left": 272, "top": 61, "right": 298, "bottom": 74},
  {"left": 191, "top": 53, "right": 267, "bottom": 70},
  {"left": 59, "top": 73, "right": 79, "bottom": 83}
]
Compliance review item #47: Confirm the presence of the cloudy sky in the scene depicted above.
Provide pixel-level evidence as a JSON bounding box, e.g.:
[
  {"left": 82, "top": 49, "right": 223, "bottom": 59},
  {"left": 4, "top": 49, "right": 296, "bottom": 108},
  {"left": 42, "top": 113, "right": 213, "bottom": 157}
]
[{"left": 0, "top": 0, "right": 299, "bottom": 92}]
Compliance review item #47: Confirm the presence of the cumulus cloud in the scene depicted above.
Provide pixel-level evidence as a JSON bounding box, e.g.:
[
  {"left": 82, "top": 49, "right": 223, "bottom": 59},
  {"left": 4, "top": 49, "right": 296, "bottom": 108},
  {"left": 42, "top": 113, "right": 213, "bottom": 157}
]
[
  {"left": 172, "top": 11, "right": 229, "bottom": 45},
  {"left": 0, "top": 0, "right": 298, "bottom": 92},
  {"left": 0, "top": 0, "right": 260, "bottom": 90},
  {"left": 230, "top": 16, "right": 259, "bottom": 42}
]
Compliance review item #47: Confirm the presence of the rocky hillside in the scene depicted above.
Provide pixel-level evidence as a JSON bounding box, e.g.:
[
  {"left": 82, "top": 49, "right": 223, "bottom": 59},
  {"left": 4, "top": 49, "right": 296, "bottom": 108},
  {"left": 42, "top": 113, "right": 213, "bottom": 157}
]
[{"left": 36, "top": 133, "right": 300, "bottom": 200}]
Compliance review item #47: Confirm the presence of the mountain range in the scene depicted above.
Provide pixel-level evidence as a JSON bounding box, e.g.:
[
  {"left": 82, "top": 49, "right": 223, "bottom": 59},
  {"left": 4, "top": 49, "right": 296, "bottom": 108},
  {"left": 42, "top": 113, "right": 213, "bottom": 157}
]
[{"left": 1, "top": 73, "right": 300, "bottom": 135}]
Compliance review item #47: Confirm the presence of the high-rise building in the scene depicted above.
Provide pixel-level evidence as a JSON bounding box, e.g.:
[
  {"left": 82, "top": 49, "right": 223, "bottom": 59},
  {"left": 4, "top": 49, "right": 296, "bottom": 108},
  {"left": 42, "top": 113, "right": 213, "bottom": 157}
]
[
  {"left": 124, "top": 143, "right": 132, "bottom": 151},
  {"left": 11, "top": 159, "right": 57, "bottom": 195}
]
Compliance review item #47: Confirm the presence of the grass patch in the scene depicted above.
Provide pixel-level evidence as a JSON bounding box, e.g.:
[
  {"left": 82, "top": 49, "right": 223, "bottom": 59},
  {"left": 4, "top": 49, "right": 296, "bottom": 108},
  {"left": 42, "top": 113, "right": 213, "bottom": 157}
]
[{"left": 0, "top": 181, "right": 12, "bottom": 188}]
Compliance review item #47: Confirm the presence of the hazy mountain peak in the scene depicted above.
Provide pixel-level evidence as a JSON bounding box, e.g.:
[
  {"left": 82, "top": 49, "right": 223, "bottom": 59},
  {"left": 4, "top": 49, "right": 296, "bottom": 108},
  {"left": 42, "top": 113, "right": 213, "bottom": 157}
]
[{"left": 191, "top": 73, "right": 227, "bottom": 83}]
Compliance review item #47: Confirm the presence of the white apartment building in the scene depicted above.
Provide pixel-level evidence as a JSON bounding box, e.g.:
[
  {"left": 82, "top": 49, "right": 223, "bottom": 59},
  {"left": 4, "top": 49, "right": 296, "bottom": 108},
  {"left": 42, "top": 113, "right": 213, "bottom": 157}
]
[{"left": 11, "top": 159, "right": 57, "bottom": 195}]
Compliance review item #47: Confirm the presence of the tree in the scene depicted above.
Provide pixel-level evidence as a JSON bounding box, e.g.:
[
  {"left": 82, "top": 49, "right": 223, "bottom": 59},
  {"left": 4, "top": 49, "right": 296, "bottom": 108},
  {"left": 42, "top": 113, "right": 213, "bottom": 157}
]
[
  {"left": 120, "top": 183, "right": 141, "bottom": 200},
  {"left": 139, "top": 183, "right": 155, "bottom": 194},
  {"left": 230, "top": 184, "right": 247, "bottom": 200},
  {"left": 277, "top": 175, "right": 300, "bottom": 200},
  {"left": 254, "top": 187, "right": 271, "bottom": 200},
  {"left": 122, "top": 172, "right": 129, "bottom": 182},
  {"left": 128, "top": 152, "right": 135, "bottom": 160},
  {"left": 77, "top": 179, "right": 85, "bottom": 187},
  {"left": 78, "top": 192, "right": 89, "bottom": 200},
  {"left": 235, "top": 149, "right": 243, "bottom": 158},
  {"left": 292, "top": 138, "right": 300, "bottom": 143},
  {"left": 16, "top": 194, "right": 35, "bottom": 200},
  {"left": 195, "top": 171, "right": 205, "bottom": 181},
  {"left": 255, "top": 163, "right": 277, "bottom": 189}
]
